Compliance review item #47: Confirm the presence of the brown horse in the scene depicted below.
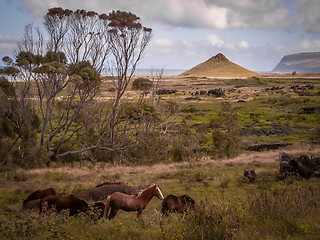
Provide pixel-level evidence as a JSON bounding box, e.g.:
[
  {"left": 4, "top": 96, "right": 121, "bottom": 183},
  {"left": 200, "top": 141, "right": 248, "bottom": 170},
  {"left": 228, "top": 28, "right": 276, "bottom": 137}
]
[
  {"left": 161, "top": 194, "right": 195, "bottom": 215},
  {"left": 40, "top": 195, "right": 88, "bottom": 216},
  {"left": 95, "top": 182, "right": 125, "bottom": 188},
  {"left": 23, "top": 188, "right": 56, "bottom": 206},
  {"left": 104, "top": 184, "right": 164, "bottom": 219}
]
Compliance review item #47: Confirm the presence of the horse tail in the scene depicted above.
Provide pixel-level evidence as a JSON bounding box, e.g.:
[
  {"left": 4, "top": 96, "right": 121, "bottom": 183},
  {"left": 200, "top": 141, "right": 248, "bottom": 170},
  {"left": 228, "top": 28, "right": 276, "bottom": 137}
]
[
  {"left": 161, "top": 195, "right": 169, "bottom": 215},
  {"left": 104, "top": 196, "right": 111, "bottom": 218}
]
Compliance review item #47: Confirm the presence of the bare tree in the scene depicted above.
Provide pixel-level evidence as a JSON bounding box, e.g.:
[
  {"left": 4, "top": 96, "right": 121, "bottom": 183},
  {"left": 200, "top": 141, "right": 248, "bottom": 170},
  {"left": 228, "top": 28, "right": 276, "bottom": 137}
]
[{"left": 107, "top": 10, "right": 152, "bottom": 147}]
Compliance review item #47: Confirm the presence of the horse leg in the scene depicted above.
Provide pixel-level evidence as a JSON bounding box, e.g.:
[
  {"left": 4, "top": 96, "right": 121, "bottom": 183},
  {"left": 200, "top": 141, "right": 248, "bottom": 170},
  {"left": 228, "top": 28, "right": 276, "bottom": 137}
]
[
  {"left": 104, "top": 196, "right": 111, "bottom": 218},
  {"left": 137, "top": 209, "right": 143, "bottom": 219},
  {"left": 108, "top": 207, "right": 119, "bottom": 220}
]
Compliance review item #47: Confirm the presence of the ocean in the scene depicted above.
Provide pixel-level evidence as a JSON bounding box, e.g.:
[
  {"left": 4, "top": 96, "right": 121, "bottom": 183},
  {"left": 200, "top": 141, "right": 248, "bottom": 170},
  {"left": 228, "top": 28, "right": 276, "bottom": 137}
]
[{"left": 102, "top": 69, "right": 186, "bottom": 77}]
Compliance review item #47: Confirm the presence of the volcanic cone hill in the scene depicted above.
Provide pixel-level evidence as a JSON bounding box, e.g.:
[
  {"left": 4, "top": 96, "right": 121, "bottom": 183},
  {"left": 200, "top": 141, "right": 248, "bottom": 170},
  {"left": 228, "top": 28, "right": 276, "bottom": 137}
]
[{"left": 180, "top": 53, "right": 259, "bottom": 78}]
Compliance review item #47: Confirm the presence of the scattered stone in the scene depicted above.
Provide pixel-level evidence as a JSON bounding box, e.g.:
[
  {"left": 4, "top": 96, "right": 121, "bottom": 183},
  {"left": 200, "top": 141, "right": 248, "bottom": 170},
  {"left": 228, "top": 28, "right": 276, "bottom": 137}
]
[
  {"left": 244, "top": 168, "right": 257, "bottom": 182},
  {"left": 207, "top": 88, "right": 225, "bottom": 97},
  {"left": 156, "top": 89, "right": 177, "bottom": 95},
  {"left": 185, "top": 97, "right": 201, "bottom": 100}
]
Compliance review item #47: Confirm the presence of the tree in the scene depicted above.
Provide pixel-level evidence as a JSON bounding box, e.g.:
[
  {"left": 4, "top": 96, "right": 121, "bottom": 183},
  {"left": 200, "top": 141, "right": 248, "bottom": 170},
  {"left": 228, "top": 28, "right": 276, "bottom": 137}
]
[
  {"left": 44, "top": 8, "right": 110, "bottom": 73},
  {"left": 107, "top": 10, "right": 152, "bottom": 149},
  {"left": 2, "top": 7, "right": 153, "bottom": 164}
]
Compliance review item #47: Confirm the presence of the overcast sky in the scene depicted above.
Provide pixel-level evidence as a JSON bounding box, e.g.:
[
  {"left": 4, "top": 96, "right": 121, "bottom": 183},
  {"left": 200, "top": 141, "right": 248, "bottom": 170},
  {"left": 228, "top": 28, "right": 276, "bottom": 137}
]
[{"left": 0, "top": 0, "right": 319, "bottom": 72}]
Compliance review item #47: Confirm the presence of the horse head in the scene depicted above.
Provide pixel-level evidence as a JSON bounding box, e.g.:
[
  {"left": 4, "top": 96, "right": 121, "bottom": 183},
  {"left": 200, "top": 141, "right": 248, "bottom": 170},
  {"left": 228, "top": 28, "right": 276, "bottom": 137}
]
[{"left": 153, "top": 184, "right": 164, "bottom": 200}]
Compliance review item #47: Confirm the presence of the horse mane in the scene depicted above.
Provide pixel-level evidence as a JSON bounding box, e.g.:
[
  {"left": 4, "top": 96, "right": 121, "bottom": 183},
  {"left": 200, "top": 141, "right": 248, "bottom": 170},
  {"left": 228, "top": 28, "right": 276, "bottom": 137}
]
[{"left": 136, "top": 184, "right": 155, "bottom": 199}]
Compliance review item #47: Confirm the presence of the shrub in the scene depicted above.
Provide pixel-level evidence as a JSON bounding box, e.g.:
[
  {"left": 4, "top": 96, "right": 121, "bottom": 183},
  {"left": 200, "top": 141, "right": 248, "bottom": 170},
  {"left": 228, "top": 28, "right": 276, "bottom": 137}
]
[{"left": 131, "top": 78, "right": 153, "bottom": 91}]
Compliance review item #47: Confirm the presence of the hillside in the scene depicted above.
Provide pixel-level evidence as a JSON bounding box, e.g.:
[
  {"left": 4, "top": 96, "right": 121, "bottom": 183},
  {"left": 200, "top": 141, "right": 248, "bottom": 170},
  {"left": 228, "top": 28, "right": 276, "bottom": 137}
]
[
  {"left": 273, "top": 52, "right": 320, "bottom": 73},
  {"left": 179, "top": 53, "right": 259, "bottom": 78}
]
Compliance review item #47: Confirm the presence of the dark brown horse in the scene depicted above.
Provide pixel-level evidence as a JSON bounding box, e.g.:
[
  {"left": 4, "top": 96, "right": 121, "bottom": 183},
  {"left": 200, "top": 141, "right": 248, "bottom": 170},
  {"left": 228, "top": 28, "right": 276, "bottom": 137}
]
[
  {"left": 23, "top": 188, "right": 56, "bottom": 206},
  {"left": 104, "top": 184, "right": 164, "bottom": 219},
  {"left": 95, "top": 182, "right": 125, "bottom": 188},
  {"left": 40, "top": 195, "right": 88, "bottom": 216},
  {"left": 161, "top": 194, "right": 195, "bottom": 215}
]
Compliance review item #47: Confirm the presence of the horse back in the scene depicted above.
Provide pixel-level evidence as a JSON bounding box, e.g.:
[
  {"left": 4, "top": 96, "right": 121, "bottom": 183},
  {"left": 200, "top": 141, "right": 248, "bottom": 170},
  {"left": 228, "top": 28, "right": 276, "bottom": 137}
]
[
  {"left": 95, "top": 182, "right": 125, "bottom": 188},
  {"left": 41, "top": 195, "right": 88, "bottom": 216},
  {"left": 23, "top": 188, "right": 56, "bottom": 206},
  {"left": 162, "top": 195, "right": 179, "bottom": 213}
]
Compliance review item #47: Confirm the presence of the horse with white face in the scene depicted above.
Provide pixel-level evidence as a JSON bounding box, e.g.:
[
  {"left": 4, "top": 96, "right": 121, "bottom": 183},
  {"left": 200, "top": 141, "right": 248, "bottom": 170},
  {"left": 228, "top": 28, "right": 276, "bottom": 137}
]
[{"left": 104, "top": 184, "right": 164, "bottom": 219}]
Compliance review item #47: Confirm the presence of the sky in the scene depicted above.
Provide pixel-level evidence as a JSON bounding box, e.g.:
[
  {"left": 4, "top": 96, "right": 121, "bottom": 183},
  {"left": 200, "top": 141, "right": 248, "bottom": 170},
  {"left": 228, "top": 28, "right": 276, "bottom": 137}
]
[{"left": 0, "top": 0, "right": 319, "bottom": 72}]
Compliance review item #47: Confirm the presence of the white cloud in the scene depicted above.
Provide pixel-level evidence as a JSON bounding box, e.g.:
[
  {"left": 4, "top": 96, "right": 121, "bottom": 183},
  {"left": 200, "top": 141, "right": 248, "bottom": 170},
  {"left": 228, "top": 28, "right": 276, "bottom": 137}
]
[
  {"left": 206, "top": 34, "right": 224, "bottom": 47},
  {"left": 274, "top": 39, "right": 320, "bottom": 55},
  {"left": 238, "top": 40, "right": 249, "bottom": 49},
  {"left": 151, "top": 37, "right": 173, "bottom": 47}
]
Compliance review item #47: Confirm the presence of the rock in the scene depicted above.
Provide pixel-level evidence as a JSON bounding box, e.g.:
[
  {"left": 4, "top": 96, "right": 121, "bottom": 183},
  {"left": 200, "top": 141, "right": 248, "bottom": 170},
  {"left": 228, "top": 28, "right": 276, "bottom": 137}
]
[
  {"left": 207, "top": 88, "right": 225, "bottom": 97},
  {"left": 156, "top": 89, "right": 177, "bottom": 95},
  {"left": 244, "top": 168, "right": 257, "bottom": 182},
  {"left": 185, "top": 96, "right": 201, "bottom": 100},
  {"left": 214, "top": 53, "right": 229, "bottom": 61},
  {"left": 278, "top": 151, "right": 320, "bottom": 179}
]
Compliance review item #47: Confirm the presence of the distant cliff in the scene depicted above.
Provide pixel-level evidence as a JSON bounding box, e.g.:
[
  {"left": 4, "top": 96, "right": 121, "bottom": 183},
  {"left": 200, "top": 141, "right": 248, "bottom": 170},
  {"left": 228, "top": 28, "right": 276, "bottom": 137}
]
[{"left": 272, "top": 52, "right": 320, "bottom": 73}]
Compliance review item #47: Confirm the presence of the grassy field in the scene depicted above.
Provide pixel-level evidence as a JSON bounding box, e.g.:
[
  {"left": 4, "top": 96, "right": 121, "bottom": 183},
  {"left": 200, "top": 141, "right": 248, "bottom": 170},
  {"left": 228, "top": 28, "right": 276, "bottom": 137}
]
[
  {"left": 1, "top": 74, "right": 320, "bottom": 239},
  {"left": 1, "top": 144, "right": 320, "bottom": 239}
]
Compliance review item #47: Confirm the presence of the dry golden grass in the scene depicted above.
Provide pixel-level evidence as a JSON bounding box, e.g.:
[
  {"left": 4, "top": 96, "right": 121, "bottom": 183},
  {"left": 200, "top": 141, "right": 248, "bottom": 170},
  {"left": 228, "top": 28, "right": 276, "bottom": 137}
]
[{"left": 20, "top": 142, "right": 319, "bottom": 188}]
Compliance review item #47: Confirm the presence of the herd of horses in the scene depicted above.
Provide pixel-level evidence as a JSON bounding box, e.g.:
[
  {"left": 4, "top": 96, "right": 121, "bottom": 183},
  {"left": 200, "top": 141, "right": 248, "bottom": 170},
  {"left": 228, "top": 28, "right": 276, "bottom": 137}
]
[{"left": 23, "top": 183, "right": 196, "bottom": 219}]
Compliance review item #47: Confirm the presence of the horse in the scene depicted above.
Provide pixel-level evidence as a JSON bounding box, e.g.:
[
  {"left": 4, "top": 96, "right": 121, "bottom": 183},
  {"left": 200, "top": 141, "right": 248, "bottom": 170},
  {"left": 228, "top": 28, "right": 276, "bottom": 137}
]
[
  {"left": 95, "top": 181, "right": 125, "bottom": 188},
  {"left": 104, "top": 184, "right": 164, "bottom": 219},
  {"left": 161, "top": 194, "right": 195, "bottom": 215},
  {"left": 23, "top": 188, "right": 56, "bottom": 206},
  {"left": 40, "top": 195, "right": 88, "bottom": 216}
]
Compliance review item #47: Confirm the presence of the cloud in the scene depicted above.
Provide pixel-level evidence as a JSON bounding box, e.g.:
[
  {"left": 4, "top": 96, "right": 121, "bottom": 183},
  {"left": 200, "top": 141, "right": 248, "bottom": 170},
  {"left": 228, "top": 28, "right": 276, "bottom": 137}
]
[
  {"left": 294, "top": 0, "right": 320, "bottom": 35},
  {"left": 238, "top": 40, "right": 249, "bottom": 49},
  {"left": 0, "top": 35, "right": 18, "bottom": 53},
  {"left": 151, "top": 37, "right": 173, "bottom": 47},
  {"left": 274, "top": 39, "right": 320, "bottom": 56},
  {"left": 20, "top": 0, "right": 294, "bottom": 30},
  {"left": 205, "top": 34, "right": 224, "bottom": 47}
]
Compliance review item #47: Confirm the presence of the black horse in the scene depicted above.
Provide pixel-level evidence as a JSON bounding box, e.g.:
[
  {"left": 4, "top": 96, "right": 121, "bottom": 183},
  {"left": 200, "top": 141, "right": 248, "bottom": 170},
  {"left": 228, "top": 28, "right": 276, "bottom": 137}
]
[{"left": 161, "top": 194, "right": 195, "bottom": 215}]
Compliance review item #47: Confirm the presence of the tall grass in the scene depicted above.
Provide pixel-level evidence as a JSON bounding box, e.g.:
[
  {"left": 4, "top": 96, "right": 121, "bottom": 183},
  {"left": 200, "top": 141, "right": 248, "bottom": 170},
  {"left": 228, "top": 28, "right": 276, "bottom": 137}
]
[{"left": 1, "top": 184, "right": 319, "bottom": 239}]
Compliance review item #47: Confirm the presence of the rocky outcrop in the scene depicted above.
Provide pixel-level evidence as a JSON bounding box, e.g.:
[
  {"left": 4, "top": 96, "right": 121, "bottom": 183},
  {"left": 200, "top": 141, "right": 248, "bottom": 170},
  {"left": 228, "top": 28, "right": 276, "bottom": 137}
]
[
  {"left": 279, "top": 151, "right": 320, "bottom": 179},
  {"left": 207, "top": 88, "right": 225, "bottom": 97},
  {"left": 156, "top": 89, "right": 177, "bottom": 95},
  {"left": 214, "top": 53, "right": 229, "bottom": 61}
]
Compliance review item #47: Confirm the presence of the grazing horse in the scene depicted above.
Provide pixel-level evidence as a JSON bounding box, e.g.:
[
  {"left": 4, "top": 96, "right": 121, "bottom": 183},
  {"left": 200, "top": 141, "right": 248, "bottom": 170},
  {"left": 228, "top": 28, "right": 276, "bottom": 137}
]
[
  {"left": 161, "top": 194, "right": 195, "bottom": 215},
  {"left": 40, "top": 195, "right": 88, "bottom": 216},
  {"left": 23, "top": 188, "right": 56, "bottom": 206},
  {"left": 95, "top": 182, "right": 125, "bottom": 188},
  {"left": 104, "top": 184, "right": 164, "bottom": 219}
]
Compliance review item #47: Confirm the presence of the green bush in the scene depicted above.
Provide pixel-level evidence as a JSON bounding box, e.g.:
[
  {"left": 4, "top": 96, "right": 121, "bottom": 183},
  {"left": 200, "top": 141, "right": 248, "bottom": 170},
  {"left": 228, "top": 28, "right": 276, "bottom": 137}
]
[{"left": 131, "top": 78, "right": 153, "bottom": 91}]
